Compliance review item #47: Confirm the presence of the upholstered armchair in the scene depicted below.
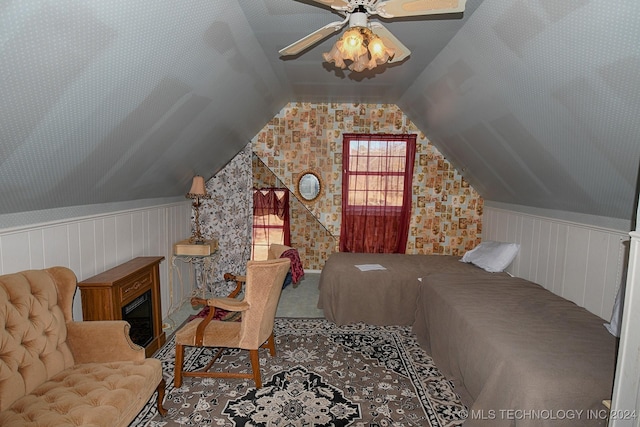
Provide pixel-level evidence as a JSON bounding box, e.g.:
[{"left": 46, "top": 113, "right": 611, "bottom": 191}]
[
  {"left": 174, "top": 258, "right": 291, "bottom": 389},
  {"left": 223, "top": 243, "right": 293, "bottom": 288},
  {"left": 268, "top": 243, "right": 293, "bottom": 260},
  {"left": 223, "top": 244, "right": 302, "bottom": 292}
]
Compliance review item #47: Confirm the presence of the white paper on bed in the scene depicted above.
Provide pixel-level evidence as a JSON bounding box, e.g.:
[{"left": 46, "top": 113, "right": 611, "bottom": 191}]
[{"left": 355, "top": 264, "right": 387, "bottom": 271}]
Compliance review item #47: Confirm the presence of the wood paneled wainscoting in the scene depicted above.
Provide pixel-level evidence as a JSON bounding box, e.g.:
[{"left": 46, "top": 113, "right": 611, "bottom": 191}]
[{"left": 483, "top": 205, "right": 630, "bottom": 320}]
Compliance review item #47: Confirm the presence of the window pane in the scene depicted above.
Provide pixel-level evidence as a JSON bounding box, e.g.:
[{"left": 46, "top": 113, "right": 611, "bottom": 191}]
[
  {"left": 252, "top": 188, "right": 288, "bottom": 260},
  {"left": 386, "top": 175, "right": 404, "bottom": 192},
  {"left": 348, "top": 189, "right": 367, "bottom": 205},
  {"left": 366, "top": 175, "right": 383, "bottom": 193},
  {"left": 349, "top": 175, "right": 368, "bottom": 191},
  {"left": 350, "top": 153, "right": 369, "bottom": 171},
  {"left": 268, "top": 228, "right": 284, "bottom": 242},
  {"left": 252, "top": 245, "right": 269, "bottom": 261},
  {"left": 350, "top": 140, "right": 368, "bottom": 153},
  {"left": 254, "top": 214, "right": 284, "bottom": 227},
  {"left": 344, "top": 136, "right": 412, "bottom": 208}
]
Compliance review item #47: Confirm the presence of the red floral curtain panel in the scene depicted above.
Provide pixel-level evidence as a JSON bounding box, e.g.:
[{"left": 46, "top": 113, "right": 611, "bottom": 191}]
[
  {"left": 252, "top": 188, "right": 290, "bottom": 259},
  {"left": 339, "top": 133, "right": 416, "bottom": 254}
]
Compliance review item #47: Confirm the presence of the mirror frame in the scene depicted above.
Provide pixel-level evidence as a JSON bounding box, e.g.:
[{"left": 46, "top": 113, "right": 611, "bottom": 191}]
[{"left": 295, "top": 170, "right": 323, "bottom": 203}]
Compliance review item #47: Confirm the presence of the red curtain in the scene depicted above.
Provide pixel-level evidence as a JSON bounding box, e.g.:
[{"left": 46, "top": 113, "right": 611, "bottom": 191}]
[
  {"left": 253, "top": 188, "right": 290, "bottom": 246},
  {"left": 339, "top": 134, "right": 416, "bottom": 254}
]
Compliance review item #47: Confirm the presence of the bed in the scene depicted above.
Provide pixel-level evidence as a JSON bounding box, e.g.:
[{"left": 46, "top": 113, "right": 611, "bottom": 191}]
[
  {"left": 415, "top": 272, "right": 617, "bottom": 426},
  {"left": 318, "top": 251, "right": 617, "bottom": 426},
  {"left": 317, "top": 252, "right": 486, "bottom": 326}
]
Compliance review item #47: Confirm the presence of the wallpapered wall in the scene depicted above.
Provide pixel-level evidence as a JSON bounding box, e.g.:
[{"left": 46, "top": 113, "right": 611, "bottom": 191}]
[
  {"left": 252, "top": 103, "right": 484, "bottom": 269},
  {"left": 253, "top": 155, "right": 336, "bottom": 271},
  {"left": 199, "top": 143, "right": 253, "bottom": 296}
]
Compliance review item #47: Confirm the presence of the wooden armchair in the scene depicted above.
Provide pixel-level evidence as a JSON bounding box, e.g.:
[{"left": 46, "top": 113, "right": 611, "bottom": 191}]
[{"left": 174, "top": 258, "right": 291, "bottom": 389}]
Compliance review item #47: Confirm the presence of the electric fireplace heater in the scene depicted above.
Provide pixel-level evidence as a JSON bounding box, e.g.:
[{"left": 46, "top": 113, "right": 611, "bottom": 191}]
[{"left": 122, "top": 289, "right": 154, "bottom": 348}]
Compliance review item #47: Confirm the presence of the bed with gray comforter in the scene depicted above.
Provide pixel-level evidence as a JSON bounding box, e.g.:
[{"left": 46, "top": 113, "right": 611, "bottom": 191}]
[
  {"left": 318, "top": 252, "right": 617, "bottom": 426},
  {"left": 317, "top": 252, "right": 482, "bottom": 326}
]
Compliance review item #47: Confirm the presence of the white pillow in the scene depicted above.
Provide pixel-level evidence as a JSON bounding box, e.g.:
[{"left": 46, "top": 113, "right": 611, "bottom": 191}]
[{"left": 461, "top": 241, "right": 520, "bottom": 273}]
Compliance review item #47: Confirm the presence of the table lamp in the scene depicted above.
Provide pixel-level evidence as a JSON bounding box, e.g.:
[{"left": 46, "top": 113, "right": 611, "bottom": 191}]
[{"left": 186, "top": 175, "right": 211, "bottom": 244}]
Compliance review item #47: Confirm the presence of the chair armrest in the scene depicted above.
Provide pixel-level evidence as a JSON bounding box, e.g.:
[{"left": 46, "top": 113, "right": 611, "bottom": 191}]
[
  {"left": 223, "top": 273, "right": 246, "bottom": 282},
  {"left": 224, "top": 273, "right": 246, "bottom": 298},
  {"left": 66, "top": 320, "right": 146, "bottom": 364},
  {"left": 207, "top": 297, "right": 250, "bottom": 312},
  {"left": 191, "top": 296, "right": 250, "bottom": 312},
  {"left": 192, "top": 297, "right": 251, "bottom": 345}
]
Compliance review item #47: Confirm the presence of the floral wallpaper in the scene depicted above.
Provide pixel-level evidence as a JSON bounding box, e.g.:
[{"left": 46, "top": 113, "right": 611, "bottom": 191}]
[
  {"left": 198, "top": 143, "right": 253, "bottom": 296},
  {"left": 252, "top": 103, "right": 483, "bottom": 268}
]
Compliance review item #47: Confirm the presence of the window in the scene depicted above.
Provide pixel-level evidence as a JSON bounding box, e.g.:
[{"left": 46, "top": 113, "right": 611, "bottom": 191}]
[
  {"left": 252, "top": 188, "right": 290, "bottom": 260},
  {"left": 340, "top": 133, "right": 416, "bottom": 253}
]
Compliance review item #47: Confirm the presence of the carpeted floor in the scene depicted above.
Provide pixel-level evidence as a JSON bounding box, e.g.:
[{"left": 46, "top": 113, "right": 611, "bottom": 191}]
[
  {"left": 162, "top": 273, "right": 324, "bottom": 337},
  {"left": 130, "top": 318, "right": 467, "bottom": 426}
]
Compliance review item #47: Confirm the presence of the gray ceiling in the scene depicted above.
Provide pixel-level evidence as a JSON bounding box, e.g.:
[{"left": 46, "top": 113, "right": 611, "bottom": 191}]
[{"left": 1, "top": 0, "right": 639, "bottom": 229}]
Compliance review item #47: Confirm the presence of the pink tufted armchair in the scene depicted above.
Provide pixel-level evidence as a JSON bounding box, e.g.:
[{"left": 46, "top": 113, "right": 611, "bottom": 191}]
[{"left": 0, "top": 267, "right": 166, "bottom": 426}]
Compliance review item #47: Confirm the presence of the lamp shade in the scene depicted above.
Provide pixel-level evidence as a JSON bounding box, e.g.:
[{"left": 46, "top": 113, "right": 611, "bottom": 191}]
[
  {"left": 188, "top": 176, "right": 207, "bottom": 196},
  {"left": 338, "top": 28, "right": 366, "bottom": 61}
]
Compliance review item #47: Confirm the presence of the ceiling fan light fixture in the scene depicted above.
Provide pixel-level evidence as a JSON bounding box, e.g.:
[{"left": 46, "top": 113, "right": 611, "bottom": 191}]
[
  {"left": 348, "top": 53, "right": 377, "bottom": 72},
  {"left": 368, "top": 34, "right": 394, "bottom": 64},
  {"left": 322, "top": 44, "right": 347, "bottom": 68},
  {"left": 337, "top": 28, "right": 366, "bottom": 61},
  {"left": 281, "top": 0, "right": 467, "bottom": 71},
  {"left": 324, "top": 26, "right": 394, "bottom": 72}
]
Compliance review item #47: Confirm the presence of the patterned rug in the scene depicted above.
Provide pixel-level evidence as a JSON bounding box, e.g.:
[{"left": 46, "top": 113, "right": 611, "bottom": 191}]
[{"left": 130, "top": 318, "right": 467, "bottom": 426}]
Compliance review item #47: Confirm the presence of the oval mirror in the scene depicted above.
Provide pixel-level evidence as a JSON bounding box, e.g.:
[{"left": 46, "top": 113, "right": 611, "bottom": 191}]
[{"left": 296, "top": 170, "right": 322, "bottom": 202}]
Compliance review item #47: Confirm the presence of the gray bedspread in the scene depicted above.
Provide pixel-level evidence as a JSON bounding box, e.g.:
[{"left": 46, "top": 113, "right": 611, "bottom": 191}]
[
  {"left": 415, "top": 272, "right": 617, "bottom": 427},
  {"left": 317, "top": 252, "right": 483, "bottom": 325}
]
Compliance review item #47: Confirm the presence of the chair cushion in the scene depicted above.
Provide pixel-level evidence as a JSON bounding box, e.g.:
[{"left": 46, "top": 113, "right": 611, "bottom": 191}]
[
  {"left": 187, "top": 306, "right": 242, "bottom": 323},
  {"left": 0, "top": 359, "right": 161, "bottom": 427},
  {"left": 176, "top": 318, "right": 242, "bottom": 348}
]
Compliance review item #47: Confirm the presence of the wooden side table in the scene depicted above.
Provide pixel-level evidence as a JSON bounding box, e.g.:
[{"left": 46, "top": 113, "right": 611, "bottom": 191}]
[{"left": 78, "top": 256, "right": 166, "bottom": 357}]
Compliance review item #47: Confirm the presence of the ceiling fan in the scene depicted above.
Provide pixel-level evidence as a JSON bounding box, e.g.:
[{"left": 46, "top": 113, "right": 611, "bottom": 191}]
[{"left": 279, "top": 0, "right": 466, "bottom": 71}]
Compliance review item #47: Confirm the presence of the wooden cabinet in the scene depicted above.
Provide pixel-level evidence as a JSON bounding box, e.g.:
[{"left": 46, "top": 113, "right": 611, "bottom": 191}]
[{"left": 78, "top": 256, "right": 166, "bottom": 357}]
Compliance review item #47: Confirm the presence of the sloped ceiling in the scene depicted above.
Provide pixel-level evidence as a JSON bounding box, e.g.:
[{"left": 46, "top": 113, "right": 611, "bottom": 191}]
[
  {"left": 1, "top": 0, "right": 639, "bottom": 229},
  {"left": 399, "top": 0, "right": 640, "bottom": 227}
]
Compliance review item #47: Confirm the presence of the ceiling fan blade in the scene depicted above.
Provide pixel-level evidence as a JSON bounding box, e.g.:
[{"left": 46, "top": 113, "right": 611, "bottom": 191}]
[
  {"left": 279, "top": 20, "right": 347, "bottom": 56},
  {"left": 307, "top": 0, "right": 352, "bottom": 11},
  {"left": 369, "top": 22, "right": 410, "bottom": 63},
  {"left": 375, "top": 0, "right": 466, "bottom": 18}
]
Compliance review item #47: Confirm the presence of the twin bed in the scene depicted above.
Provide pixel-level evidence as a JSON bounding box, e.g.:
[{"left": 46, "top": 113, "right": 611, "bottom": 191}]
[
  {"left": 318, "top": 252, "right": 485, "bottom": 326},
  {"left": 317, "top": 252, "right": 617, "bottom": 426}
]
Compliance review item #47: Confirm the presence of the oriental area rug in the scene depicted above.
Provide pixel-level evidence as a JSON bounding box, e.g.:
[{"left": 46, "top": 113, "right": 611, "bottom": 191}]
[{"left": 130, "top": 318, "right": 467, "bottom": 426}]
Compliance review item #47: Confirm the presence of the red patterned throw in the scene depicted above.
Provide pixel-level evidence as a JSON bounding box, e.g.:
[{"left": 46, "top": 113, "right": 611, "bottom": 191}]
[{"left": 280, "top": 248, "right": 304, "bottom": 284}]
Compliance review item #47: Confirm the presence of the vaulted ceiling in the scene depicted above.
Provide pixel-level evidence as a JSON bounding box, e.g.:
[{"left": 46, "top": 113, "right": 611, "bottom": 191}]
[{"left": 1, "top": 0, "right": 639, "bottom": 229}]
